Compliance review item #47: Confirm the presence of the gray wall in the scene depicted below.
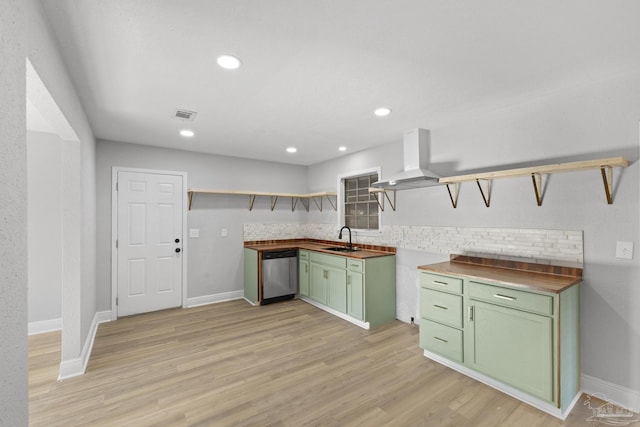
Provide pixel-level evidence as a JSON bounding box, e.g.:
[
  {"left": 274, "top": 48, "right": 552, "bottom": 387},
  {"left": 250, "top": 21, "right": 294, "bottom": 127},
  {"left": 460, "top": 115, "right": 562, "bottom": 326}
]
[
  {"left": 308, "top": 72, "right": 640, "bottom": 394},
  {"left": 28, "top": 131, "right": 63, "bottom": 323},
  {"left": 96, "top": 140, "right": 309, "bottom": 310},
  {"left": 0, "top": 0, "right": 27, "bottom": 423},
  {"left": 25, "top": 0, "right": 97, "bottom": 370}
]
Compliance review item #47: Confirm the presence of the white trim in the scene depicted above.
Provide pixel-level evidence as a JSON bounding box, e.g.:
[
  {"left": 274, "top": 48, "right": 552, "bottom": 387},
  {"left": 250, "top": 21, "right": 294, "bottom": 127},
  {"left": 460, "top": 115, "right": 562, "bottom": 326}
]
[
  {"left": 186, "top": 291, "right": 244, "bottom": 308},
  {"left": 243, "top": 297, "right": 258, "bottom": 306},
  {"left": 58, "top": 311, "right": 111, "bottom": 380},
  {"left": 336, "top": 166, "right": 383, "bottom": 236},
  {"left": 28, "top": 318, "right": 62, "bottom": 335},
  {"left": 111, "top": 167, "right": 188, "bottom": 320},
  {"left": 582, "top": 374, "right": 640, "bottom": 414},
  {"left": 299, "top": 296, "right": 370, "bottom": 330},
  {"left": 422, "top": 349, "right": 580, "bottom": 420}
]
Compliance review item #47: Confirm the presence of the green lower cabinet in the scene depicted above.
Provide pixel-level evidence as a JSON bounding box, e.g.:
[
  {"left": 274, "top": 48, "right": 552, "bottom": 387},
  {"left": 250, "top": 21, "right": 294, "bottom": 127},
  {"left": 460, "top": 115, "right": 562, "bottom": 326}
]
[
  {"left": 243, "top": 248, "right": 258, "bottom": 304},
  {"left": 299, "top": 259, "right": 310, "bottom": 297},
  {"left": 467, "top": 300, "right": 553, "bottom": 402},
  {"left": 347, "top": 271, "right": 364, "bottom": 320},
  {"left": 310, "top": 263, "right": 328, "bottom": 304},
  {"left": 327, "top": 267, "right": 347, "bottom": 313},
  {"left": 418, "top": 270, "right": 581, "bottom": 415}
]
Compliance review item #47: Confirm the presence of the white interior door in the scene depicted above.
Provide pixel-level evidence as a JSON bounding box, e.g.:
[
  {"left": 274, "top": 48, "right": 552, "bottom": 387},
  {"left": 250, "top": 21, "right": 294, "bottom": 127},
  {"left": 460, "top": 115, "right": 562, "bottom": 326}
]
[{"left": 116, "top": 171, "right": 184, "bottom": 316}]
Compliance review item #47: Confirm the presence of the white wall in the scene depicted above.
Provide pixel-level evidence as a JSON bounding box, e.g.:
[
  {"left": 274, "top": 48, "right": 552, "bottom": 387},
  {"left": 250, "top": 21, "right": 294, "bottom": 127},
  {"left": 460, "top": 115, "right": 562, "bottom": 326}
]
[
  {"left": 27, "top": 130, "right": 63, "bottom": 324},
  {"left": 308, "top": 72, "right": 640, "bottom": 400},
  {"left": 96, "top": 140, "right": 309, "bottom": 310},
  {"left": 0, "top": 0, "right": 27, "bottom": 423}
]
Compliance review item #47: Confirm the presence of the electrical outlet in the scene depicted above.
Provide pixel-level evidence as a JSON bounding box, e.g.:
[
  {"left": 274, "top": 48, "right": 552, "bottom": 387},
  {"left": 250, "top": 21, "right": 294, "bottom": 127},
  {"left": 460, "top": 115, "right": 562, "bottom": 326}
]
[
  {"left": 189, "top": 228, "right": 200, "bottom": 238},
  {"left": 221, "top": 228, "right": 228, "bottom": 238},
  {"left": 616, "top": 241, "right": 633, "bottom": 260}
]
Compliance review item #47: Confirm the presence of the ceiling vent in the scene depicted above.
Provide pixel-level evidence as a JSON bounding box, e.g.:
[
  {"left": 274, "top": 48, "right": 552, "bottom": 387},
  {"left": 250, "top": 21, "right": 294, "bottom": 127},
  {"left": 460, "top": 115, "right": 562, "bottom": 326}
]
[{"left": 173, "top": 109, "right": 198, "bottom": 121}]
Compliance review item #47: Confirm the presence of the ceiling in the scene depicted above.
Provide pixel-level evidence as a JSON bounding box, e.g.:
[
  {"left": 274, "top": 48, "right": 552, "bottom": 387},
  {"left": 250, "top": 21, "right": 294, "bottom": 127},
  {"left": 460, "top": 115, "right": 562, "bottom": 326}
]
[{"left": 41, "top": 0, "right": 640, "bottom": 166}]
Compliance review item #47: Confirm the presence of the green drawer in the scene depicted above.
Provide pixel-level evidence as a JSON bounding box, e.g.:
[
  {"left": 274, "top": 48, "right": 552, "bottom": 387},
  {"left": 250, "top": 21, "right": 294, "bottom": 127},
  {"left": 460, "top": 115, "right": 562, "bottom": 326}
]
[
  {"left": 420, "top": 272, "right": 463, "bottom": 294},
  {"left": 298, "top": 250, "right": 309, "bottom": 261},
  {"left": 469, "top": 281, "right": 553, "bottom": 316},
  {"left": 419, "top": 318, "right": 463, "bottom": 363},
  {"left": 347, "top": 259, "right": 363, "bottom": 273},
  {"left": 310, "top": 251, "right": 347, "bottom": 269},
  {"left": 420, "top": 288, "right": 463, "bottom": 328}
]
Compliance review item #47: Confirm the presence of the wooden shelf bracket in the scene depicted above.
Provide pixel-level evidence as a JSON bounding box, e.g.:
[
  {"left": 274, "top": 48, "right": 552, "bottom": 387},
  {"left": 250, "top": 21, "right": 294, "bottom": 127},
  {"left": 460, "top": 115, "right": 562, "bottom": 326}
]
[
  {"left": 369, "top": 188, "right": 396, "bottom": 212},
  {"left": 476, "top": 179, "right": 491, "bottom": 207},
  {"left": 531, "top": 173, "right": 544, "bottom": 206},
  {"left": 325, "top": 194, "right": 337, "bottom": 211},
  {"left": 601, "top": 166, "right": 614, "bottom": 204},
  {"left": 446, "top": 183, "right": 460, "bottom": 208}
]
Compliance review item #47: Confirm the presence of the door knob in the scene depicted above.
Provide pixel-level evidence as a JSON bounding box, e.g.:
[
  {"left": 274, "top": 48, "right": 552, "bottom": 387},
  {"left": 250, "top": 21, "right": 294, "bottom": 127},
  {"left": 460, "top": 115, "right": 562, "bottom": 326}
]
[
  {"left": 175, "top": 248, "right": 181, "bottom": 253},
  {"left": 175, "top": 238, "right": 180, "bottom": 243}
]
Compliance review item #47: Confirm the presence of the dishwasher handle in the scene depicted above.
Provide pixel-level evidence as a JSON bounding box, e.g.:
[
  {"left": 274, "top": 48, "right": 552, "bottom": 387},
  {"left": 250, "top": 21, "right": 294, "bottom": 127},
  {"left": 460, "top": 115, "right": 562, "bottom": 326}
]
[{"left": 263, "top": 249, "right": 298, "bottom": 260}]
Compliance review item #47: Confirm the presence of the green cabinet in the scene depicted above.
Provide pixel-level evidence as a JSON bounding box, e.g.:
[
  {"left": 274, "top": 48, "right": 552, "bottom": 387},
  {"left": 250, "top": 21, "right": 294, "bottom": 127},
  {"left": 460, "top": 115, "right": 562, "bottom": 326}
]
[
  {"left": 307, "top": 251, "right": 395, "bottom": 328},
  {"left": 346, "top": 270, "right": 363, "bottom": 320},
  {"left": 310, "top": 262, "right": 328, "bottom": 304},
  {"left": 243, "top": 248, "right": 258, "bottom": 304},
  {"left": 419, "top": 269, "right": 580, "bottom": 416},
  {"left": 299, "top": 250, "right": 310, "bottom": 297}
]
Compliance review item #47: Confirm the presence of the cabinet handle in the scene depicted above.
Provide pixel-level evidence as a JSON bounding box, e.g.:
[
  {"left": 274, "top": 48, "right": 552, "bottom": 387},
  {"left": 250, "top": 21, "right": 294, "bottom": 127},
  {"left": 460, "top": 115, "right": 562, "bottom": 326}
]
[
  {"left": 350, "top": 263, "right": 359, "bottom": 268},
  {"left": 493, "top": 293, "right": 516, "bottom": 301},
  {"left": 305, "top": 265, "right": 308, "bottom": 273},
  {"left": 432, "top": 281, "right": 448, "bottom": 286},
  {"left": 433, "top": 304, "right": 448, "bottom": 310},
  {"left": 433, "top": 336, "right": 448, "bottom": 344},
  {"left": 468, "top": 306, "right": 474, "bottom": 322},
  {"left": 347, "top": 275, "right": 351, "bottom": 285}
]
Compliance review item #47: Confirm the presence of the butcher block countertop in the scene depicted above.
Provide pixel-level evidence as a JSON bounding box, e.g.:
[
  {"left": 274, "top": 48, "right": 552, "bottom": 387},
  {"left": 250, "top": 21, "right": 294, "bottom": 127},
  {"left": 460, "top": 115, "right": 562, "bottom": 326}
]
[
  {"left": 418, "top": 255, "right": 582, "bottom": 294},
  {"left": 244, "top": 238, "right": 395, "bottom": 259}
]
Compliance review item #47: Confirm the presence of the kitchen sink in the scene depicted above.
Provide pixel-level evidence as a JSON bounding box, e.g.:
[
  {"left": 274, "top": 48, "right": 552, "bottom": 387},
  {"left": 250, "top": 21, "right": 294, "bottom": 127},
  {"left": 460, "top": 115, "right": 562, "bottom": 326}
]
[{"left": 323, "top": 246, "right": 359, "bottom": 253}]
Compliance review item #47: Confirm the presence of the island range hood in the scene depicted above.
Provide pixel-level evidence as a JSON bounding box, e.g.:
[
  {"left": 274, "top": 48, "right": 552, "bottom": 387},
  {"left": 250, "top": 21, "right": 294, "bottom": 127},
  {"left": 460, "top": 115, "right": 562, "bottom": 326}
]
[{"left": 371, "top": 128, "right": 442, "bottom": 190}]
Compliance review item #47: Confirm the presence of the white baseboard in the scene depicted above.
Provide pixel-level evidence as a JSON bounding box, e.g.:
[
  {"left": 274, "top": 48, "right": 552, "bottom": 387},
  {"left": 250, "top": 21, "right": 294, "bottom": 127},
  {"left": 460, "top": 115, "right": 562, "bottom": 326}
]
[
  {"left": 299, "top": 297, "right": 370, "bottom": 330},
  {"left": 186, "top": 290, "right": 244, "bottom": 308},
  {"left": 58, "top": 310, "right": 111, "bottom": 380},
  {"left": 28, "top": 317, "right": 62, "bottom": 335},
  {"left": 582, "top": 374, "right": 640, "bottom": 414}
]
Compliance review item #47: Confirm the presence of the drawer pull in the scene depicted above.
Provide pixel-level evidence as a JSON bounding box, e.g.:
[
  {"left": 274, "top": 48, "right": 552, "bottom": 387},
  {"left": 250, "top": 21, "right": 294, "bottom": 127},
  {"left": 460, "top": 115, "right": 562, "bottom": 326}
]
[
  {"left": 433, "top": 304, "right": 448, "bottom": 310},
  {"left": 493, "top": 293, "right": 516, "bottom": 301},
  {"left": 468, "top": 306, "right": 474, "bottom": 322},
  {"left": 433, "top": 336, "right": 448, "bottom": 344},
  {"left": 432, "top": 281, "right": 448, "bottom": 286},
  {"left": 350, "top": 263, "right": 359, "bottom": 267}
]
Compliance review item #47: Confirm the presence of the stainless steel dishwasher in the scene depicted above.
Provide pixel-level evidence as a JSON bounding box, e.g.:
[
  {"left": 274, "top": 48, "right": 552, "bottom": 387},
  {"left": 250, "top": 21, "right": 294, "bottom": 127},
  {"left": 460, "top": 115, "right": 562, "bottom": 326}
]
[{"left": 262, "top": 249, "right": 298, "bottom": 304}]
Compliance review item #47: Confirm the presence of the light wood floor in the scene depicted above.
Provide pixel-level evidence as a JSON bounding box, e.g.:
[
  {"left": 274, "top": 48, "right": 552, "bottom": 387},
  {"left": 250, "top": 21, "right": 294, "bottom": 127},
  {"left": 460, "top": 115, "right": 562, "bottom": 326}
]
[{"left": 30, "top": 299, "right": 602, "bottom": 426}]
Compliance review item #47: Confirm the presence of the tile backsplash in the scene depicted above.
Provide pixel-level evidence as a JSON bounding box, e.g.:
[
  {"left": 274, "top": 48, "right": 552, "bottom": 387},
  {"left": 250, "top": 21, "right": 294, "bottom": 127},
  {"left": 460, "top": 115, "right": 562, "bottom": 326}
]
[{"left": 243, "top": 223, "right": 583, "bottom": 267}]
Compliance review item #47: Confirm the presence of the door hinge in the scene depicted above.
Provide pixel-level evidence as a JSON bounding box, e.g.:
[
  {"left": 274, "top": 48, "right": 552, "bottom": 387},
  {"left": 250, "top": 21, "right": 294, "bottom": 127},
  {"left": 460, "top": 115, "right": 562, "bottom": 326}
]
[
  {"left": 116, "top": 297, "right": 118, "bottom": 306},
  {"left": 116, "top": 182, "right": 118, "bottom": 191},
  {"left": 115, "top": 239, "right": 118, "bottom": 248}
]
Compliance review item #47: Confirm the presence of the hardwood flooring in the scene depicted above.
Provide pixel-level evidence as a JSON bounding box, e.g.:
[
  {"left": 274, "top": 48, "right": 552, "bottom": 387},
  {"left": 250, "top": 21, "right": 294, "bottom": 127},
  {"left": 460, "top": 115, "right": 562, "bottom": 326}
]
[{"left": 30, "top": 299, "right": 604, "bottom": 426}]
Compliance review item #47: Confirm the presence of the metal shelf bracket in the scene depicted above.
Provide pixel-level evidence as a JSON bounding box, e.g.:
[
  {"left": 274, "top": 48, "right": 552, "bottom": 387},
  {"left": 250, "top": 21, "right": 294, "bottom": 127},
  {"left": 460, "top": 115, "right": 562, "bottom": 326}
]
[
  {"left": 601, "top": 166, "right": 614, "bottom": 204},
  {"left": 531, "top": 173, "right": 544, "bottom": 206},
  {"left": 476, "top": 179, "right": 491, "bottom": 207},
  {"left": 446, "top": 183, "right": 460, "bottom": 208}
]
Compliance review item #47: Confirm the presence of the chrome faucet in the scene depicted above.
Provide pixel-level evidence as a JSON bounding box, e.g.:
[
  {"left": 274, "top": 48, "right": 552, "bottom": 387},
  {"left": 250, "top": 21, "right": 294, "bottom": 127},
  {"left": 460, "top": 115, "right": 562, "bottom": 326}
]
[{"left": 338, "top": 226, "right": 352, "bottom": 249}]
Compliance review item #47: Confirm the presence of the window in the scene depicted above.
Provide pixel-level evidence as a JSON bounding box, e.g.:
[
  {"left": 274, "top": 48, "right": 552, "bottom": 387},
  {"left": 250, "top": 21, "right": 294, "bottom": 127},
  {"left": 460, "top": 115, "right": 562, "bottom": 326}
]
[{"left": 343, "top": 172, "right": 380, "bottom": 230}]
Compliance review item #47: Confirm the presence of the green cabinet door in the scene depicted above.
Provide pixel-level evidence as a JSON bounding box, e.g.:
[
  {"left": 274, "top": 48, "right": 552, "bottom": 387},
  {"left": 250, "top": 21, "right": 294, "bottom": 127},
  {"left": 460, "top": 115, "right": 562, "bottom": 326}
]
[
  {"left": 310, "top": 263, "right": 327, "bottom": 304},
  {"left": 327, "top": 267, "right": 347, "bottom": 313},
  {"left": 347, "top": 271, "right": 364, "bottom": 320},
  {"left": 243, "top": 248, "right": 258, "bottom": 304},
  {"left": 467, "top": 300, "right": 554, "bottom": 403},
  {"left": 299, "top": 259, "right": 310, "bottom": 297}
]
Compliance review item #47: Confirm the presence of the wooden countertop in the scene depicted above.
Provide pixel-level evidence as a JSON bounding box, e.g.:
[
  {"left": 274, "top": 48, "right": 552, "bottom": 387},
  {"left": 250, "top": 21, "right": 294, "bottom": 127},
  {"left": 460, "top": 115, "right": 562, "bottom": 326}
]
[
  {"left": 418, "top": 255, "right": 582, "bottom": 293},
  {"left": 244, "top": 239, "right": 395, "bottom": 260}
]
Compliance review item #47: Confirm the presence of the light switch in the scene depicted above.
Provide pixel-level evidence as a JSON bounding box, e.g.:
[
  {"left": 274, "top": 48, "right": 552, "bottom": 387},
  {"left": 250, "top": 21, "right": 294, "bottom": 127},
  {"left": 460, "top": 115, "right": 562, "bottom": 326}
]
[
  {"left": 189, "top": 228, "right": 200, "bottom": 238},
  {"left": 221, "top": 228, "right": 228, "bottom": 238},
  {"left": 616, "top": 241, "right": 633, "bottom": 259}
]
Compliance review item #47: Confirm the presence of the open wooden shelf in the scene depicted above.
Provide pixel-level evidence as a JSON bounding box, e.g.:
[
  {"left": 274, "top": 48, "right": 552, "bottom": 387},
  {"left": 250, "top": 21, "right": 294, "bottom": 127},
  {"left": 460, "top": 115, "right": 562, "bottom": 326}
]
[
  {"left": 439, "top": 156, "right": 629, "bottom": 207},
  {"left": 187, "top": 188, "right": 337, "bottom": 212}
]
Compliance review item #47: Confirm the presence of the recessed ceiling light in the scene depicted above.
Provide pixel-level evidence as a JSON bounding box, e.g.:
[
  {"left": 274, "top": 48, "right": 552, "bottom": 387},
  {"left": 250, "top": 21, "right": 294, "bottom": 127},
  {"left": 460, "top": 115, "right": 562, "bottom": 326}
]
[
  {"left": 338, "top": 146, "right": 347, "bottom": 152},
  {"left": 374, "top": 107, "right": 392, "bottom": 117},
  {"left": 217, "top": 54, "right": 242, "bottom": 70},
  {"left": 286, "top": 147, "right": 297, "bottom": 153},
  {"left": 180, "top": 129, "right": 195, "bottom": 138}
]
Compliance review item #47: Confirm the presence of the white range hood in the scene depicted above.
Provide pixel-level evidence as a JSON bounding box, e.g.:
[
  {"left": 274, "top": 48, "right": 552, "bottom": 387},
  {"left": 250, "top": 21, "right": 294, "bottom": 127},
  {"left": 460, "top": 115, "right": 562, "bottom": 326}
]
[{"left": 372, "top": 128, "right": 442, "bottom": 190}]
